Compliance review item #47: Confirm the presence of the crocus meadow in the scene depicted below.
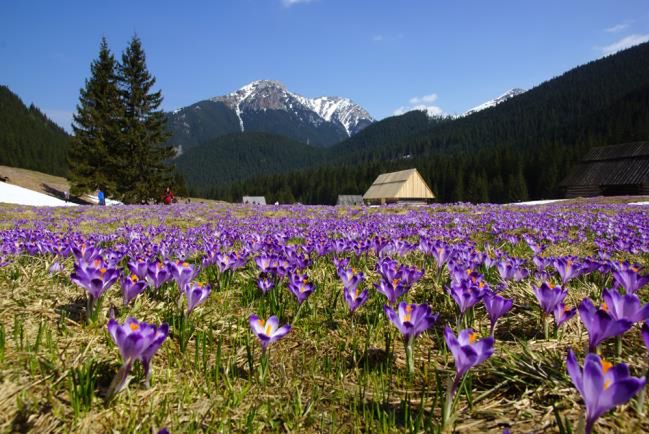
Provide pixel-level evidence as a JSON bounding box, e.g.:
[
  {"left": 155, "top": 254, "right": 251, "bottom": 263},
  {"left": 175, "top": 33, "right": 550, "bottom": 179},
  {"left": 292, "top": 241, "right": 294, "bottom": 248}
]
[{"left": 0, "top": 200, "right": 648, "bottom": 432}]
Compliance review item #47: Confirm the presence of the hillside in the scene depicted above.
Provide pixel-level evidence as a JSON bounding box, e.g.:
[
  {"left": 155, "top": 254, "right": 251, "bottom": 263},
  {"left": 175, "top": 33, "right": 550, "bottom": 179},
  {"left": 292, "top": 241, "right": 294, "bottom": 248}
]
[
  {"left": 210, "top": 42, "right": 649, "bottom": 204},
  {"left": 0, "top": 86, "right": 71, "bottom": 176},
  {"left": 174, "top": 132, "right": 324, "bottom": 196}
]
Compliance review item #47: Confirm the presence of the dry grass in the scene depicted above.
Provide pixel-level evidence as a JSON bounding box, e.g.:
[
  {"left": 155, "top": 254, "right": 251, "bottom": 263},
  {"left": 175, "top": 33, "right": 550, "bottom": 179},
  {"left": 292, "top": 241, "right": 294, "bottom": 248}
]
[{"left": 0, "top": 202, "right": 648, "bottom": 433}]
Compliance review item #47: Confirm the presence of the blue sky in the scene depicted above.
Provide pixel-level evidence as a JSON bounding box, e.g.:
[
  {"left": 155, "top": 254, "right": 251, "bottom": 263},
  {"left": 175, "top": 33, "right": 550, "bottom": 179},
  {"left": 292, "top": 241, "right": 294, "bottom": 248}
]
[{"left": 2, "top": 0, "right": 649, "bottom": 132}]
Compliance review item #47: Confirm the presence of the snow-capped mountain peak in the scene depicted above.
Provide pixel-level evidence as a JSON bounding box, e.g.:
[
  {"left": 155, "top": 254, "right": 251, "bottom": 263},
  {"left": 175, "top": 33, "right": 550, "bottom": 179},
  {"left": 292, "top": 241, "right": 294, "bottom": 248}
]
[
  {"left": 211, "top": 80, "right": 373, "bottom": 136},
  {"left": 464, "top": 88, "right": 526, "bottom": 116}
]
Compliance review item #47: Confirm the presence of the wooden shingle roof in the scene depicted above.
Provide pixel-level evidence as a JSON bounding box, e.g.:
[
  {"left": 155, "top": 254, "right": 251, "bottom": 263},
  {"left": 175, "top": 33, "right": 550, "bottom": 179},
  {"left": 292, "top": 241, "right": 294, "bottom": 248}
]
[{"left": 560, "top": 142, "right": 649, "bottom": 187}]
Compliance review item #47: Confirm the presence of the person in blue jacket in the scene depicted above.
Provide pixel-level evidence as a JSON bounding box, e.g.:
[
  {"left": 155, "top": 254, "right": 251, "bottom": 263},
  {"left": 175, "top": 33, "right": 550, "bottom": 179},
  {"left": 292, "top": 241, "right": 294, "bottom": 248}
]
[{"left": 98, "top": 190, "right": 106, "bottom": 206}]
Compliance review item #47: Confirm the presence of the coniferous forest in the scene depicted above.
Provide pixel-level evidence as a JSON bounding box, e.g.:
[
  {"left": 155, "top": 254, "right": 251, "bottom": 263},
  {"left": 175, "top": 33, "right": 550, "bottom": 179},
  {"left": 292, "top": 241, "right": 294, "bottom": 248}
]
[
  {"left": 0, "top": 86, "right": 70, "bottom": 176},
  {"left": 200, "top": 41, "right": 649, "bottom": 204}
]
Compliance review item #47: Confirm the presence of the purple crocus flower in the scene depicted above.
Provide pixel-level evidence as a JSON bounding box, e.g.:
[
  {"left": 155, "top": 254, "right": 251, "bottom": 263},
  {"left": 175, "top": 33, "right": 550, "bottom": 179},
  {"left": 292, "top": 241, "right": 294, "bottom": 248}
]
[
  {"left": 71, "top": 243, "right": 102, "bottom": 266},
  {"left": 338, "top": 267, "right": 364, "bottom": 293},
  {"left": 107, "top": 317, "right": 169, "bottom": 395},
  {"left": 257, "top": 275, "right": 275, "bottom": 293},
  {"left": 169, "top": 260, "right": 199, "bottom": 290},
  {"left": 578, "top": 298, "right": 633, "bottom": 352},
  {"left": 183, "top": 282, "right": 211, "bottom": 314},
  {"left": 344, "top": 286, "right": 369, "bottom": 313},
  {"left": 385, "top": 302, "right": 438, "bottom": 374},
  {"left": 553, "top": 303, "right": 577, "bottom": 327},
  {"left": 146, "top": 261, "right": 172, "bottom": 289},
  {"left": 255, "top": 254, "right": 276, "bottom": 273},
  {"left": 566, "top": 349, "right": 645, "bottom": 434},
  {"left": 612, "top": 263, "right": 649, "bottom": 294},
  {"left": 287, "top": 271, "right": 315, "bottom": 304},
  {"left": 431, "top": 241, "right": 452, "bottom": 270},
  {"left": 553, "top": 257, "right": 584, "bottom": 284},
  {"left": 127, "top": 257, "right": 149, "bottom": 280},
  {"left": 374, "top": 277, "right": 409, "bottom": 305},
  {"left": 49, "top": 261, "right": 64, "bottom": 274},
  {"left": 121, "top": 273, "right": 147, "bottom": 306},
  {"left": 384, "top": 302, "right": 438, "bottom": 343},
  {"left": 70, "top": 260, "right": 119, "bottom": 300},
  {"left": 249, "top": 314, "right": 291, "bottom": 352},
  {"left": 448, "top": 280, "right": 486, "bottom": 314},
  {"left": 444, "top": 325, "right": 495, "bottom": 392},
  {"left": 482, "top": 291, "right": 513, "bottom": 335},
  {"left": 601, "top": 288, "right": 649, "bottom": 323},
  {"left": 215, "top": 252, "right": 233, "bottom": 273},
  {"left": 532, "top": 282, "right": 567, "bottom": 314}
]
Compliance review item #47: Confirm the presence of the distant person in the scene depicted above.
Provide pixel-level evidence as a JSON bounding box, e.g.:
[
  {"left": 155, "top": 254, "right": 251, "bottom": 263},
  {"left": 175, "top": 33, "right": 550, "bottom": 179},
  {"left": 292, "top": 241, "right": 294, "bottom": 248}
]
[
  {"left": 98, "top": 190, "right": 106, "bottom": 206},
  {"left": 64, "top": 190, "right": 70, "bottom": 203},
  {"left": 162, "top": 186, "right": 174, "bottom": 205}
]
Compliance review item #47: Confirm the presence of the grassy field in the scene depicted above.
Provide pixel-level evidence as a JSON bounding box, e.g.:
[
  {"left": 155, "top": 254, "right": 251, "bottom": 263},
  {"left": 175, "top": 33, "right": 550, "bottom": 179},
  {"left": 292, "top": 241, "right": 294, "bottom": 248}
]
[{"left": 0, "top": 201, "right": 648, "bottom": 433}]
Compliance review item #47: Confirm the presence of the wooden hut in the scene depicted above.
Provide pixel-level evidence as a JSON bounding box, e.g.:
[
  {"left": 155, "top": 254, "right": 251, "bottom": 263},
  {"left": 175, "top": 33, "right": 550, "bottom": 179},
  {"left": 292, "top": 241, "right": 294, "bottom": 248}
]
[
  {"left": 363, "top": 168, "right": 435, "bottom": 205},
  {"left": 560, "top": 142, "right": 649, "bottom": 197},
  {"left": 336, "top": 195, "right": 364, "bottom": 206},
  {"left": 242, "top": 196, "right": 266, "bottom": 205}
]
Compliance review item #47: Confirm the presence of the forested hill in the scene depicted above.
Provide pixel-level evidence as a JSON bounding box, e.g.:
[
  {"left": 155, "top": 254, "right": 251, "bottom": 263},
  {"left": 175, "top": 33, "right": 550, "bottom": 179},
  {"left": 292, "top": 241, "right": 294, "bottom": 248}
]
[
  {"left": 175, "top": 132, "right": 324, "bottom": 195},
  {"left": 0, "top": 86, "right": 71, "bottom": 176},
  {"left": 209, "top": 42, "right": 649, "bottom": 204}
]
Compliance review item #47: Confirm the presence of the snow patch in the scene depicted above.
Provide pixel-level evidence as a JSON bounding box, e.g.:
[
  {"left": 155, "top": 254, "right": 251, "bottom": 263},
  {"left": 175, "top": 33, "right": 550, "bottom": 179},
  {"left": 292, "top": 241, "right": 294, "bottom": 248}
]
[
  {"left": 0, "top": 182, "right": 77, "bottom": 207},
  {"left": 510, "top": 199, "right": 568, "bottom": 206}
]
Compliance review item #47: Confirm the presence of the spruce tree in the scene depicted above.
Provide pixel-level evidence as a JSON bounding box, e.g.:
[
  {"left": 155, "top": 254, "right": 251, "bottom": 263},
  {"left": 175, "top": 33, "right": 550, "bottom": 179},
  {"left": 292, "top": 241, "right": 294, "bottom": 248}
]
[
  {"left": 68, "top": 38, "right": 121, "bottom": 196},
  {"left": 115, "top": 35, "right": 173, "bottom": 204}
]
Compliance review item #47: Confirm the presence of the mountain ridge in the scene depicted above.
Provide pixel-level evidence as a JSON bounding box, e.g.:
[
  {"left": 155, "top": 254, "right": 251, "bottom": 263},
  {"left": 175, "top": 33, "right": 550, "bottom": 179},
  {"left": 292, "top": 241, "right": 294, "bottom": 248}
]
[{"left": 166, "top": 80, "right": 374, "bottom": 150}]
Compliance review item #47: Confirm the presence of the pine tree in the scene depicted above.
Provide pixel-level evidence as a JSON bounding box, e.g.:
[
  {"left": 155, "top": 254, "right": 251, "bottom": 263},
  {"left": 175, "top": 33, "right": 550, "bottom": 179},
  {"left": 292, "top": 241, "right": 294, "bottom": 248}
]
[
  {"left": 68, "top": 38, "right": 121, "bottom": 196},
  {"left": 115, "top": 35, "right": 173, "bottom": 204}
]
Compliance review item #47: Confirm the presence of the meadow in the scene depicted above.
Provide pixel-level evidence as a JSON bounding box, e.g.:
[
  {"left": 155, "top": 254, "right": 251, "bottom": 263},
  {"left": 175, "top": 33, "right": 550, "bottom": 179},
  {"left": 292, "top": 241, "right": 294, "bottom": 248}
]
[{"left": 0, "top": 201, "right": 648, "bottom": 433}]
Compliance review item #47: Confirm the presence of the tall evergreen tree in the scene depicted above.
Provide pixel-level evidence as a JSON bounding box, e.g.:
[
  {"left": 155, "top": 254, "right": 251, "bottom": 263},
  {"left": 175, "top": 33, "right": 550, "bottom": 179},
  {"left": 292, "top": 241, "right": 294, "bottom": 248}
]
[
  {"left": 115, "top": 35, "right": 173, "bottom": 204},
  {"left": 68, "top": 38, "right": 121, "bottom": 196}
]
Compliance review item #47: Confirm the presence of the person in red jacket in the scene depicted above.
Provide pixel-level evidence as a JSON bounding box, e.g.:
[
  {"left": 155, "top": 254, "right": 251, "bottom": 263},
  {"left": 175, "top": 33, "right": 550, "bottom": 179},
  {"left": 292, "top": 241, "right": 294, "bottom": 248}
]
[{"left": 162, "top": 187, "right": 174, "bottom": 205}]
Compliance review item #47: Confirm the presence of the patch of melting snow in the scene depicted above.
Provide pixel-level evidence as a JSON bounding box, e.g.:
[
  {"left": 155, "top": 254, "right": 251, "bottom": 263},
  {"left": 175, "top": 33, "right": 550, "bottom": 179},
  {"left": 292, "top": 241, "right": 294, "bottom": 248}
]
[
  {"left": 510, "top": 199, "right": 568, "bottom": 206},
  {"left": 0, "top": 182, "right": 77, "bottom": 207}
]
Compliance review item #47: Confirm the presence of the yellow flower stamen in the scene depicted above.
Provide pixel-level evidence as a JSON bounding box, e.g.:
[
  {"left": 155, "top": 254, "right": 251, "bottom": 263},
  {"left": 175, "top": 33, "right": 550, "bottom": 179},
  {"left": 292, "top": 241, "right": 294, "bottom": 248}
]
[
  {"left": 265, "top": 324, "right": 272, "bottom": 336},
  {"left": 601, "top": 302, "right": 608, "bottom": 312},
  {"left": 130, "top": 274, "right": 138, "bottom": 282},
  {"left": 601, "top": 359, "right": 612, "bottom": 374},
  {"left": 604, "top": 379, "right": 611, "bottom": 390},
  {"left": 469, "top": 332, "right": 478, "bottom": 344},
  {"left": 129, "top": 323, "right": 139, "bottom": 331}
]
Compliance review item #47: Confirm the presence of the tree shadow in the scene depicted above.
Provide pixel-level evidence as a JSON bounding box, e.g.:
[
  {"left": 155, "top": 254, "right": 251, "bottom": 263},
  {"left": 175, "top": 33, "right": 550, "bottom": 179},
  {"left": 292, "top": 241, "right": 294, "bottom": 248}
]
[
  {"left": 55, "top": 297, "right": 87, "bottom": 323},
  {"left": 40, "top": 183, "right": 91, "bottom": 205},
  {"left": 351, "top": 347, "right": 393, "bottom": 372}
]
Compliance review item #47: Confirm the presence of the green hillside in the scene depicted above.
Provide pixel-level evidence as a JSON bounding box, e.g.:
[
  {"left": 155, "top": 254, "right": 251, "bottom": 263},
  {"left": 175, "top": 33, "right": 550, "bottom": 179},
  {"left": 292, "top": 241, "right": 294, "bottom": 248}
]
[
  {"left": 174, "top": 132, "right": 324, "bottom": 197},
  {"left": 0, "top": 86, "right": 70, "bottom": 176}
]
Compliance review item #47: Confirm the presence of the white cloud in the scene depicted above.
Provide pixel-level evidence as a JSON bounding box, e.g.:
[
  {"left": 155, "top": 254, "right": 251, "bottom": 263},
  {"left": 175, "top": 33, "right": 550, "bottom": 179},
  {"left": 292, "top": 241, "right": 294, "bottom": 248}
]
[
  {"left": 42, "top": 109, "right": 74, "bottom": 133},
  {"left": 605, "top": 23, "right": 629, "bottom": 33},
  {"left": 372, "top": 35, "right": 384, "bottom": 42},
  {"left": 393, "top": 92, "right": 444, "bottom": 117},
  {"left": 601, "top": 33, "right": 649, "bottom": 54},
  {"left": 409, "top": 93, "right": 437, "bottom": 105},
  {"left": 282, "top": 0, "right": 314, "bottom": 7}
]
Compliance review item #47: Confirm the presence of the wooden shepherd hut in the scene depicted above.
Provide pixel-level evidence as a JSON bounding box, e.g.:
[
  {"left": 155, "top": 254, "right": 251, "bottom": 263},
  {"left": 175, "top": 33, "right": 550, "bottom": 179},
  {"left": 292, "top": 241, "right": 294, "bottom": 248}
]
[
  {"left": 560, "top": 142, "right": 649, "bottom": 197},
  {"left": 363, "top": 168, "right": 435, "bottom": 205}
]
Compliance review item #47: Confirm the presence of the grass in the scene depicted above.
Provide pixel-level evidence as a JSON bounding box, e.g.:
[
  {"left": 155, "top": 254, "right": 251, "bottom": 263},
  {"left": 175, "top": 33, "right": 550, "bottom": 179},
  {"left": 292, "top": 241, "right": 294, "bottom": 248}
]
[{"left": 0, "top": 201, "right": 648, "bottom": 432}]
